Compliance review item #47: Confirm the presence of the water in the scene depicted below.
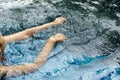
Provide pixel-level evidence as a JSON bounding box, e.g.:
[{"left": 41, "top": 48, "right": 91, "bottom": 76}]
[{"left": 0, "top": 0, "right": 120, "bottom": 80}]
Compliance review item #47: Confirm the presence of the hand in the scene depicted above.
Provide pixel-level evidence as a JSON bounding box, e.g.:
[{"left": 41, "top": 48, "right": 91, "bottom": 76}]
[
  {"left": 50, "top": 33, "right": 66, "bottom": 42},
  {"left": 54, "top": 17, "right": 67, "bottom": 24}
]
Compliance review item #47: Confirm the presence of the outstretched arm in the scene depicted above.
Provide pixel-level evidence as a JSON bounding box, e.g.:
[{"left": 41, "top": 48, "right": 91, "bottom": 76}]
[
  {"left": 3, "top": 17, "right": 66, "bottom": 43},
  {"left": 0, "top": 33, "right": 66, "bottom": 78}
]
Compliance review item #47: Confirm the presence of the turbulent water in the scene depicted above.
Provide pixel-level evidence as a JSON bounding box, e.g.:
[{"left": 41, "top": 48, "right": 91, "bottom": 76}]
[{"left": 0, "top": 0, "right": 120, "bottom": 80}]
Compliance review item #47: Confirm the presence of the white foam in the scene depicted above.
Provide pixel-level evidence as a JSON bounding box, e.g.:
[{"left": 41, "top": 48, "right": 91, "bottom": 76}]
[{"left": 0, "top": 0, "right": 33, "bottom": 9}]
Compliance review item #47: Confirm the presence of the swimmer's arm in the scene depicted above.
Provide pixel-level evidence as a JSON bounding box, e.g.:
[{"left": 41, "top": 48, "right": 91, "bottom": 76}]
[
  {"left": 0, "top": 34, "right": 66, "bottom": 77},
  {"left": 34, "top": 33, "right": 66, "bottom": 65},
  {"left": 3, "top": 17, "right": 66, "bottom": 43}
]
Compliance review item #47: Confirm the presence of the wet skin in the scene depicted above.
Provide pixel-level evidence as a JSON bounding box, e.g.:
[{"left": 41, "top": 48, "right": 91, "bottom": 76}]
[
  {"left": 0, "top": 17, "right": 66, "bottom": 62},
  {"left": 0, "top": 35, "right": 6, "bottom": 61},
  {"left": 0, "top": 17, "right": 66, "bottom": 78}
]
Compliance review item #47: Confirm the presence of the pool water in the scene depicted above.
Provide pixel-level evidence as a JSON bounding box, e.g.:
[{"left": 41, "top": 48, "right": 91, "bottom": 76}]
[{"left": 0, "top": 0, "right": 120, "bottom": 80}]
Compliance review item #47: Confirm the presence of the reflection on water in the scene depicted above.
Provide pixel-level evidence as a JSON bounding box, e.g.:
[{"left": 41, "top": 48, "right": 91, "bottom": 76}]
[{"left": 0, "top": 0, "right": 120, "bottom": 80}]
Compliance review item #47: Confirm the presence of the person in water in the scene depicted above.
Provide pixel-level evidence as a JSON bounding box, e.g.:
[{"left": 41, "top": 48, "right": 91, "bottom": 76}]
[{"left": 0, "top": 17, "right": 66, "bottom": 78}]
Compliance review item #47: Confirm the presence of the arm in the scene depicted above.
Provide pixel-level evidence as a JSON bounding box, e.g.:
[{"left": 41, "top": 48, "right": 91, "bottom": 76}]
[
  {"left": 0, "top": 34, "right": 66, "bottom": 78},
  {"left": 3, "top": 17, "right": 66, "bottom": 43}
]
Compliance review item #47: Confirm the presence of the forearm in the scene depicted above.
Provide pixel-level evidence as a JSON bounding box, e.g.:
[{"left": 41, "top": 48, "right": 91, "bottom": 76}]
[
  {"left": 24, "top": 22, "right": 59, "bottom": 37},
  {"left": 26, "top": 22, "right": 58, "bottom": 33},
  {"left": 25, "top": 16, "right": 66, "bottom": 35},
  {"left": 34, "top": 39, "right": 55, "bottom": 65},
  {"left": 34, "top": 33, "right": 66, "bottom": 65}
]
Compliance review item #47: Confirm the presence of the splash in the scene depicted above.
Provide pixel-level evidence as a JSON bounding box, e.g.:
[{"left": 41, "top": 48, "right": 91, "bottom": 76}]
[
  {"left": 0, "top": 0, "right": 33, "bottom": 9},
  {"left": 0, "top": 0, "right": 120, "bottom": 80}
]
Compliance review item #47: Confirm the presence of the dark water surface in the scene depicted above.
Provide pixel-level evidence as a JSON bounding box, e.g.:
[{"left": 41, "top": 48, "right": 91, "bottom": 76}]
[{"left": 0, "top": 0, "right": 120, "bottom": 80}]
